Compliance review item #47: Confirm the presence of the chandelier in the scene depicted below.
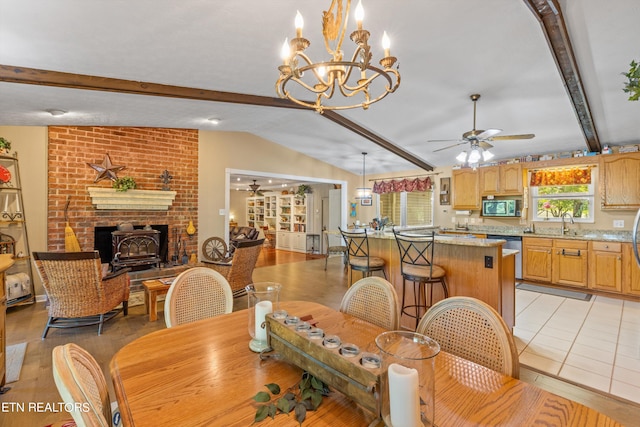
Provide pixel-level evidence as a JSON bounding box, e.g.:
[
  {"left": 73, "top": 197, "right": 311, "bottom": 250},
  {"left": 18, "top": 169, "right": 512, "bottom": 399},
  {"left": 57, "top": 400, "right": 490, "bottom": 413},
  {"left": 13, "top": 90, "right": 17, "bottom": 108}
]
[
  {"left": 276, "top": 0, "right": 400, "bottom": 113},
  {"left": 355, "top": 152, "right": 372, "bottom": 200},
  {"left": 456, "top": 141, "right": 494, "bottom": 169}
]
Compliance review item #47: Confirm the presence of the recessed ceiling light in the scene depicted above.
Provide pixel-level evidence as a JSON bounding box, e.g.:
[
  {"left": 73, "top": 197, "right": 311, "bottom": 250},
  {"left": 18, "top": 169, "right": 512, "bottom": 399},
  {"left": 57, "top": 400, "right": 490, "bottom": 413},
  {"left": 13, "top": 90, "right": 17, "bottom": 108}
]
[
  {"left": 208, "top": 118, "right": 221, "bottom": 125},
  {"left": 47, "top": 109, "right": 67, "bottom": 117}
]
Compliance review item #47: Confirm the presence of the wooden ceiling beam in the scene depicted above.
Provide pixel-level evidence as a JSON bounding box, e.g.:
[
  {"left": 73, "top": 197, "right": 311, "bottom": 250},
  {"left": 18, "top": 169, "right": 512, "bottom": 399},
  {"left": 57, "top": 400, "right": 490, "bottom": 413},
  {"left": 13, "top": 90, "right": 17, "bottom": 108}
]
[
  {"left": 523, "top": 0, "right": 601, "bottom": 153},
  {"left": 0, "top": 64, "right": 434, "bottom": 171}
]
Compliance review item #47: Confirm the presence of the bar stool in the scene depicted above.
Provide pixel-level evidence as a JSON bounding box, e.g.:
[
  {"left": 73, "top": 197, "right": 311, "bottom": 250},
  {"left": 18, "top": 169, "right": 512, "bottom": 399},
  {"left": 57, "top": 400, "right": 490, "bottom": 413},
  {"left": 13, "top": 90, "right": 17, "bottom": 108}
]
[
  {"left": 393, "top": 228, "right": 449, "bottom": 328},
  {"left": 339, "top": 227, "right": 387, "bottom": 286},
  {"left": 324, "top": 231, "right": 348, "bottom": 271}
]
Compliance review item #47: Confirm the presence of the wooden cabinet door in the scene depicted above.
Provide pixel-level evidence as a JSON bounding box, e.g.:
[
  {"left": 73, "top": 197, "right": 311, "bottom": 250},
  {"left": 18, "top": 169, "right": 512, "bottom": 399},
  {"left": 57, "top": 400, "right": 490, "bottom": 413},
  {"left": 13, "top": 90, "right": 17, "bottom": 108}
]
[
  {"left": 552, "top": 241, "right": 588, "bottom": 288},
  {"left": 623, "top": 243, "right": 640, "bottom": 295},
  {"left": 479, "top": 166, "right": 500, "bottom": 196},
  {"left": 452, "top": 169, "right": 480, "bottom": 210},
  {"left": 600, "top": 152, "right": 640, "bottom": 209},
  {"left": 588, "top": 242, "right": 622, "bottom": 293},
  {"left": 500, "top": 164, "right": 523, "bottom": 194},
  {"left": 276, "top": 231, "right": 291, "bottom": 250},
  {"left": 522, "top": 238, "right": 552, "bottom": 282}
]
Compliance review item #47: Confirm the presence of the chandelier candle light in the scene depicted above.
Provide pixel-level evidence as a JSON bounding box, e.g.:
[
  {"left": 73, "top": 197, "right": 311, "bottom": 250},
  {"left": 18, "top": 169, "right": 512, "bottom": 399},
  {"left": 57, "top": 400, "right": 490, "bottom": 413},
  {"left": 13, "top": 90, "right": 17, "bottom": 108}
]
[{"left": 277, "top": 0, "right": 400, "bottom": 112}]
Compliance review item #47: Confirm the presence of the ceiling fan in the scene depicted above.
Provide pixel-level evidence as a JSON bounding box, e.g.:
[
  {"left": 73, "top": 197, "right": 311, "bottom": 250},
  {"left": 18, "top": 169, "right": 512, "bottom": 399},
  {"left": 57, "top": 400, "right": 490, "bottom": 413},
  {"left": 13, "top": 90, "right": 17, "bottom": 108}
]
[{"left": 430, "top": 94, "right": 535, "bottom": 156}]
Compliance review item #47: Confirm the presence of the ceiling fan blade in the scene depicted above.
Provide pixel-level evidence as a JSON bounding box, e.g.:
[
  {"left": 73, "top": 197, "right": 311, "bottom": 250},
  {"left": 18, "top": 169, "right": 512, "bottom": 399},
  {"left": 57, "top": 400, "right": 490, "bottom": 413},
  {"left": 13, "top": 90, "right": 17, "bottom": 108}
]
[
  {"left": 478, "top": 141, "right": 494, "bottom": 150},
  {"left": 476, "top": 128, "right": 502, "bottom": 140},
  {"left": 491, "top": 133, "right": 535, "bottom": 141},
  {"left": 427, "top": 138, "right": 460, "bottom": 143},
  {"left": 433, "top": 141, "right": 467, "bottom": 153}
]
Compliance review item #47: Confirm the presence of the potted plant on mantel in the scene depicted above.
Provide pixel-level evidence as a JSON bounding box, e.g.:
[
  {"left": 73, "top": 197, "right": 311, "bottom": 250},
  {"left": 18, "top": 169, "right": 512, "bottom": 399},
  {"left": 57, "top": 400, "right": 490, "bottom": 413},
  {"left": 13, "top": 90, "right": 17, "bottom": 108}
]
[
  {"left": 112, "top": 176, "right": 137, "bottom": 192},
  {"left": 622, "top": 59, "right": 640, "bottom": 101},
  {"left": 0, "top": 137, "right": 11, "bottom": 154}
]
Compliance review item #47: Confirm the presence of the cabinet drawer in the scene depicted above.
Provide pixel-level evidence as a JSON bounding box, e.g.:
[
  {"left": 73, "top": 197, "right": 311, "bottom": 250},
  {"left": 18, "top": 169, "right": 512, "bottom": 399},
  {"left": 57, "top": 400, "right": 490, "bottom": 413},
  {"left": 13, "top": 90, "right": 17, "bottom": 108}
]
[
  {"left": 523, "top": 237, "right": 552, "bottom": 247},
  {"left": 553, "top": 239, "right": 588, "bottom": 250},
  {"left": 590, "top": 241, "right": 621, "bottom": 253}
]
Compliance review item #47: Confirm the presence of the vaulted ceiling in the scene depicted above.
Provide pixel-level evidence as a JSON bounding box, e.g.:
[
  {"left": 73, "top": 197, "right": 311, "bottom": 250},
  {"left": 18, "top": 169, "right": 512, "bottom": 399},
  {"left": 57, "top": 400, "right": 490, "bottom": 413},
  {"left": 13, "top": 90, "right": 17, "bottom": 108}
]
[{"left": 1, "top": 0, "right": 638, "bottom": 176}]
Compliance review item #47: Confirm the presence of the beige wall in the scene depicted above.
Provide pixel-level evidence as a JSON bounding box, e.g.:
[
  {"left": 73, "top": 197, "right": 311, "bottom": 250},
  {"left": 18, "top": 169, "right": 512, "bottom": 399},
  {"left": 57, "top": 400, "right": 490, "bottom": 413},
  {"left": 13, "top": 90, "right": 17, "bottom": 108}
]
[{"left": 198, "top": 131, "right": 363, "bottom": 253}]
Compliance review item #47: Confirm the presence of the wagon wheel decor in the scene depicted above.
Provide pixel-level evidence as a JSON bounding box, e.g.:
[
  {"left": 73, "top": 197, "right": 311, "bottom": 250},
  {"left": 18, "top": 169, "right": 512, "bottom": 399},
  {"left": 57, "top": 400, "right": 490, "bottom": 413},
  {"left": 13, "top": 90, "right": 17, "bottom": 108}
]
[{"left": 202, "top": 237, "right": 228, "bottom": 261}]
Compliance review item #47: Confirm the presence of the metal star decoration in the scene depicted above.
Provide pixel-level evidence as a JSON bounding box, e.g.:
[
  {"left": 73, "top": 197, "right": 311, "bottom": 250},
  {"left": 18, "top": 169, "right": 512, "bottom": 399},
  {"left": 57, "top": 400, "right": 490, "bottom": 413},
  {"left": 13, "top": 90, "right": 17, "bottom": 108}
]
[{"left": 87, "top": 153, "right": 126, "bottom": 182}]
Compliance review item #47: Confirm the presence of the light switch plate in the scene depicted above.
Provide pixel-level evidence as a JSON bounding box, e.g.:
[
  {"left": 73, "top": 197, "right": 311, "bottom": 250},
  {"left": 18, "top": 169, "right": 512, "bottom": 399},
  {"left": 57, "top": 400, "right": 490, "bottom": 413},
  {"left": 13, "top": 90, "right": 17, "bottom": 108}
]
[
  {"left": 219, "top": 208, "right": 226, "bottom": 215},
  {"left": 613, "top": 219, "right": 624, "bottom": 228}
]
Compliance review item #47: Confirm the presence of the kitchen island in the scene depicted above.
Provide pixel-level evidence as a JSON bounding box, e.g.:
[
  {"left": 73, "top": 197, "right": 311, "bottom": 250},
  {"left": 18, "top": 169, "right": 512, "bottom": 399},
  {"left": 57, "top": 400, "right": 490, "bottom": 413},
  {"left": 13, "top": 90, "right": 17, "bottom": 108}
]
[{"left": 365, "top": 232, "right": 516, "bottom": 330}]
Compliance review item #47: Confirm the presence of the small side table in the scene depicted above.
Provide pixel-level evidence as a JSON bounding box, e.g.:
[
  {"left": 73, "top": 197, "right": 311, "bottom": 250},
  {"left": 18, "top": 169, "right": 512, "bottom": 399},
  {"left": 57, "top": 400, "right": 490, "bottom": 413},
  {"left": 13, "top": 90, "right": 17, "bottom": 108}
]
[{"left": 142, "top": 279, "right": 172, "bottom": 321}]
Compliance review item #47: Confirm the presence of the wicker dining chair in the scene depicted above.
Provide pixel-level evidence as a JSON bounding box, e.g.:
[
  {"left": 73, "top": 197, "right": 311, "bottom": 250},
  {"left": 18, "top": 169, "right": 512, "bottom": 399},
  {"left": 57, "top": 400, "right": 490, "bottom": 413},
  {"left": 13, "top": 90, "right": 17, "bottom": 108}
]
[
  {"left": 416, "top": 296, "right": 520, "bottom": 378},
  {"left": 52, "top": 343, "right": 118, "bottom": 427},
  {"left": 339, "top": 227, "right": 387, "bottom": 286},
  {"left": 33, "top": 251, "right": 130, "bottom": 338},
  {"left": 202, "top": 238, "right": 264, "bottom": 297},
  {"left": 339, "top": 276, "right": 400, "bottom": 330},
  {"left": 164, "top": 267, "right": 233, "bottom": 328}
]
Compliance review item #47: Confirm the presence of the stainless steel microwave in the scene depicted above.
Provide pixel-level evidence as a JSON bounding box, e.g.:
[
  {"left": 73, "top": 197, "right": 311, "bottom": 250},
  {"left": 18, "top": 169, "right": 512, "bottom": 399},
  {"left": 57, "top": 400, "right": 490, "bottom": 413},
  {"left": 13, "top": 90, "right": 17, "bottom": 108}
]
[{"left": 482, "top": 199, "right": 520, "bottom": 217}]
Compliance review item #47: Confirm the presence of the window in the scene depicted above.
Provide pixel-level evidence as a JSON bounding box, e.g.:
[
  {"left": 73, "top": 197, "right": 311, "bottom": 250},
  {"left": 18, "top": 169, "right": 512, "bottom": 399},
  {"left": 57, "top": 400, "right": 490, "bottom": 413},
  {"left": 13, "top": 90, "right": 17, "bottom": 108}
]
[
  {"left": 379, "top": 190, "right": 434, "bottom": 226},
  {"left": 530, "top": 168, "right": 595, "bottom": 223}
]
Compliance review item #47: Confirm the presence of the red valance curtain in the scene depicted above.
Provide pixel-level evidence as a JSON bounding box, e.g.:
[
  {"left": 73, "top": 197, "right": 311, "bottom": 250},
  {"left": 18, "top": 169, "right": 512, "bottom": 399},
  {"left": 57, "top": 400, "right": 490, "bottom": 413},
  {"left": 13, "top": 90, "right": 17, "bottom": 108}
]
[
  {"left": 529, "top": 166, "right": 592, "bottom": 186},
  {"left": 372, "top": 177, "right": 432, "bottom": 194}
]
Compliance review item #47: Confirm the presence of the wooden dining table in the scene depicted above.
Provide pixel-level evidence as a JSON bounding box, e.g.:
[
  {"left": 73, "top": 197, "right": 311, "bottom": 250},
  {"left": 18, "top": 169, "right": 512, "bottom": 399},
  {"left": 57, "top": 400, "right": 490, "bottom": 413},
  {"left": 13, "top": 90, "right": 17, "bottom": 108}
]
[{"left": 110, "top": 301, "right": 621, "bottom": 427}]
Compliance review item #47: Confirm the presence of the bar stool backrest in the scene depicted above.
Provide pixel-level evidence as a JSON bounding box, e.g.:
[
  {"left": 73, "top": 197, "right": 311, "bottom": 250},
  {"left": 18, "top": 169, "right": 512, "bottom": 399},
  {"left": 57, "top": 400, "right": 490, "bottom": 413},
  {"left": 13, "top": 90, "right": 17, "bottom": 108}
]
[
  {"left": 339, "top": 228, "right": 371, "bottom": 265},
  {"left": 393, "top": 228, "right": 437, "bottom": 279}
]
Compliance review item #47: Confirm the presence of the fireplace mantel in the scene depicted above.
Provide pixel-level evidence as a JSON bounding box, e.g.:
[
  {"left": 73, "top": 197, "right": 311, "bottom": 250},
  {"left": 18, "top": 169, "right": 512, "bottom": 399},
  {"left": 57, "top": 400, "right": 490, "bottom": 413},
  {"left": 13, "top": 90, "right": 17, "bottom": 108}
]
[{"left": 88, "top": 187, "right": 177, "bottom": 210}]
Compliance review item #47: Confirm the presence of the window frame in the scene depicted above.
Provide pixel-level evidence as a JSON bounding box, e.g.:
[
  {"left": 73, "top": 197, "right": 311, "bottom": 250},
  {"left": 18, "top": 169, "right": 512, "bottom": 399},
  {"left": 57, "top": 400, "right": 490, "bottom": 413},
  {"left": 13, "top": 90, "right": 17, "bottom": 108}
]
[{"left": 530, "top": 169, "right": 596, "bottom": 223}]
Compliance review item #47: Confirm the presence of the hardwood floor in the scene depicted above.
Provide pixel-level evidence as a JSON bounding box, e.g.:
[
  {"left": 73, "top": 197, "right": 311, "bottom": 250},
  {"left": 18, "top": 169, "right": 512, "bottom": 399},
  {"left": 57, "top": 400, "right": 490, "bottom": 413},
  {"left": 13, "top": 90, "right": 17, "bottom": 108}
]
[{"left": 1, "top": 250, "right": 639, "bottom": 427}]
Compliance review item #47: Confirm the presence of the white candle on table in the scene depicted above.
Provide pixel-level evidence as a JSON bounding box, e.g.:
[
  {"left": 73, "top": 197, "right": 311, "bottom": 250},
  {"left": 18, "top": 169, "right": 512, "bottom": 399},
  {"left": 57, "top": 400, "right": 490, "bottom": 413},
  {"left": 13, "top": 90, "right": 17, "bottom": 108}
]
[
  {"left": 254, "top": 300, "right": 273, "bottom": 341},
  {"left": 388, "top": 363, "right": 421, "bottom": 427}
]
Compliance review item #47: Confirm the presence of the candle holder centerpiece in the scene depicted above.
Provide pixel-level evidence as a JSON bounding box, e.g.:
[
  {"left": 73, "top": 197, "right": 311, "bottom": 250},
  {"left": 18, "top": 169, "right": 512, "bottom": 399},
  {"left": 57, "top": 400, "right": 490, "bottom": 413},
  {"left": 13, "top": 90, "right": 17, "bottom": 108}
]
[
  {"left": 375, "top": 331, "right": 440, "bottom": 427},
  {"left": 247, "top": 282, "right": 282, "bottom": 352}
]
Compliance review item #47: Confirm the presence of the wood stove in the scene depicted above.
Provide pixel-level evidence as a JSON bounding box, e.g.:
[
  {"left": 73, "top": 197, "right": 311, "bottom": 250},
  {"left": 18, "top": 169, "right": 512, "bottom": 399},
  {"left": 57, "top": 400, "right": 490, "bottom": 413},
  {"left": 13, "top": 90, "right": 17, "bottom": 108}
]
[{"left": 111, "top": 229, "right": 161, "bottom": 271}]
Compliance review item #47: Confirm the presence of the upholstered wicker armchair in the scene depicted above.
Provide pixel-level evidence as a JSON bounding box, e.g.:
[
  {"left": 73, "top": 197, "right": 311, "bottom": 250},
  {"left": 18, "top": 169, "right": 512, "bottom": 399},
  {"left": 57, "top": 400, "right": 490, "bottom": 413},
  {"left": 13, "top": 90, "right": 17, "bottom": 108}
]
[
  {"left": 339, "top": 276, "right": 400, "bottom": 330},
  {"left": 164, "top": 267, "right": 233, "bottom": 328},
  {"left": 33, "top": 251, "right": 130, "bottom": 339},
  {"left": 416, "top": 296, "right": 520, "bottom": 378},
  {"left": 202, "top": 238, "right": 264, "bottom": 297},
  {"left": 52, "top": 343, "right": 116, "bottom": 427}
]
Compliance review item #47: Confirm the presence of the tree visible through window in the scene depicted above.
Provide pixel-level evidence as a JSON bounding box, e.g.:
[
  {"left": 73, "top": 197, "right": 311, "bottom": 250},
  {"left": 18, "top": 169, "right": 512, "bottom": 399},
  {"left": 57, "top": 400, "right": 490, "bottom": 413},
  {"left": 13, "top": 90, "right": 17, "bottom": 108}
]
[{"left": 531, "top": 169, "right": 595, "bottom": 222}]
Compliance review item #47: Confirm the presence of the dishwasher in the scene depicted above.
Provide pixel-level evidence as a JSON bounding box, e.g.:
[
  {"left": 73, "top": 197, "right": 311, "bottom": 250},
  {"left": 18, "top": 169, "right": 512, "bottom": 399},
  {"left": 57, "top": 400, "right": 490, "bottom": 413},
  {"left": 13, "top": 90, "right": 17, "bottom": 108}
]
[{"left": 487, "top": 234, "right": 522, "bottom": 280}]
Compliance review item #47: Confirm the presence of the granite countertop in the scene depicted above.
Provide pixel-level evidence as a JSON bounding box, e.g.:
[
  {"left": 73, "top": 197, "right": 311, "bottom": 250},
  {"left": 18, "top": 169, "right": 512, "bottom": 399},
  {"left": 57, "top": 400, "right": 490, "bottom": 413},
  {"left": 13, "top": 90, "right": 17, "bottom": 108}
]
[
  {"left": 438, "top": 227, "right": 633, "bottom": 243},
  {"left": 366, "top": 231, "right": 505, "bottom": 247}
]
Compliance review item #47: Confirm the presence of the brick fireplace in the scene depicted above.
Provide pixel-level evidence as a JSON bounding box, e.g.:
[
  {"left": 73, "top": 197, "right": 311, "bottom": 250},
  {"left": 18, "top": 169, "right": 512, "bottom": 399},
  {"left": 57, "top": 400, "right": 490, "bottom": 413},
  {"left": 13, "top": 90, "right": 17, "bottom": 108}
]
[{"left": 47, "top": 126, "right": 199, "bottom": 262}]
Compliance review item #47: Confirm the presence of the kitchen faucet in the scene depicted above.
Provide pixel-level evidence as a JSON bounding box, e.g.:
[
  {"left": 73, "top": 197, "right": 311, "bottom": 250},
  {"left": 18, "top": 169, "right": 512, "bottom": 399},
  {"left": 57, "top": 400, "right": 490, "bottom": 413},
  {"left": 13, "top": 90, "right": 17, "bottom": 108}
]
[{"left": 561, "top": 212, "right": 574, "bottom": 235}]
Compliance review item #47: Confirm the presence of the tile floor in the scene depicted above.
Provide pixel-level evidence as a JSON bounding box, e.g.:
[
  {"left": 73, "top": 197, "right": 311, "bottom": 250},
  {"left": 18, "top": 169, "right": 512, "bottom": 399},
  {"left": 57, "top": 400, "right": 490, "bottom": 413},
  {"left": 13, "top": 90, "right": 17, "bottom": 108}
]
[{"left": 514, "top": 288, "right": 640, "bottom": 404}]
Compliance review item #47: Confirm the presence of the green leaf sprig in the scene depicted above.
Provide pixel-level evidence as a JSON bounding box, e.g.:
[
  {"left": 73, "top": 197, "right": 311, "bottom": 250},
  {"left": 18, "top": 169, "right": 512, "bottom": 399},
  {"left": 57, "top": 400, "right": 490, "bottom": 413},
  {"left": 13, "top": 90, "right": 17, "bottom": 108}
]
[
  {"left": 252, "top": 372, "right": 329, "bottom": 425},
  {"left": 622, "top": 59, "right": 640, "bottom": 101},
  {"left": 112, "top": 176, "right": 137, "bottom": 192}
]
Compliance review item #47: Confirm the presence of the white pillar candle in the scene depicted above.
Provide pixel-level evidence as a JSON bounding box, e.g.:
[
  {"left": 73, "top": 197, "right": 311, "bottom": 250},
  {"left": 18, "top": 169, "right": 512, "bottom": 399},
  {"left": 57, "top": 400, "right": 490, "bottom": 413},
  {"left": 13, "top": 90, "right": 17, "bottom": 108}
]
[
  {"left": 388, "top": 363, "right": 421, "bottom": 427},
  {"left": 3, "top": 194, "right": 8, "bottom": 212},
  {"left": 254, "top": 300, "right": 273, "bottom": 341},
  {"left": 14, "top": 194, "right": 20, "bottom": 213}
]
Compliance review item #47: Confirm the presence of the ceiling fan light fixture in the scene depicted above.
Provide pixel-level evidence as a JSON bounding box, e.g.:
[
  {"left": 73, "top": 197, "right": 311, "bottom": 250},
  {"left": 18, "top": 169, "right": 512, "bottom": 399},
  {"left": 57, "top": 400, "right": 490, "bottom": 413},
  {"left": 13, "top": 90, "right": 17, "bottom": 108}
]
[
  {"left": 456, "top": 151, "right": 468, "bottom": 163},
  {"left": 468, "top": 148, "right": 482, "bottom": 164},
  {"left": 249, "top": 180, "right": 261, "bottom": 193},
  {"left": 482, "top": 149, "right": 495, "bottom": 161}
]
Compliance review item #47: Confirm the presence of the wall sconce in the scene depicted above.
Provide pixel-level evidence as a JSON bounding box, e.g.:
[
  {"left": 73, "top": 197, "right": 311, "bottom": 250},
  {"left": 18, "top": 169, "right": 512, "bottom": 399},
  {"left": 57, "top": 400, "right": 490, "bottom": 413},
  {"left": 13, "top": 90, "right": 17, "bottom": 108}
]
[{"left": 186, "top": 220, "right": 196, "bottom": 239}]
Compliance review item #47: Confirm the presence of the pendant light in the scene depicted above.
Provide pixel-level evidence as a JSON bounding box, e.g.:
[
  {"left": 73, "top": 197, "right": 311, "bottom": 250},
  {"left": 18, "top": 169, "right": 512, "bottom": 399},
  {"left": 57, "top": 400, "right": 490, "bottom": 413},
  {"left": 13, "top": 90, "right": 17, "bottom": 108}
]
[{"left": 355, "top": 152, "right": 372, "bottom": 200}]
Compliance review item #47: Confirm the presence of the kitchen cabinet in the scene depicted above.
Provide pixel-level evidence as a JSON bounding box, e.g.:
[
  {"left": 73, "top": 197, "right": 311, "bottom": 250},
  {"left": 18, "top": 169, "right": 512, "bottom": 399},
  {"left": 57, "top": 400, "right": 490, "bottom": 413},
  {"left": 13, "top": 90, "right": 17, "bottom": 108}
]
[
  {"left": 479, "top": 164, "right": 523, "bottom": 196},
  {"left": 552, "top": 239, "right": 588, "bottom": 288},
  {"left": 588, "top": 241, "right": 622, "bottom": 293},
  {"left": 600, "top": 152, "right": 640, "bottom": 209},
  {"left": 291, "top": 232, "right": 307, "bottom": 252},
  {"left": 522, "top": 237, "right": 552, "bottom": 282},
  {"left": 623, "top": 243, "right": 640, "bottom": 296},
  {"left": 500, "top": 164, "right": 523, "bottom": 195},
  {"left": 276, "top": 231, "right": 291, "bottom": 251},
  {"left": 452, "top": 169, "right": 480, "bottom": 210}
]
